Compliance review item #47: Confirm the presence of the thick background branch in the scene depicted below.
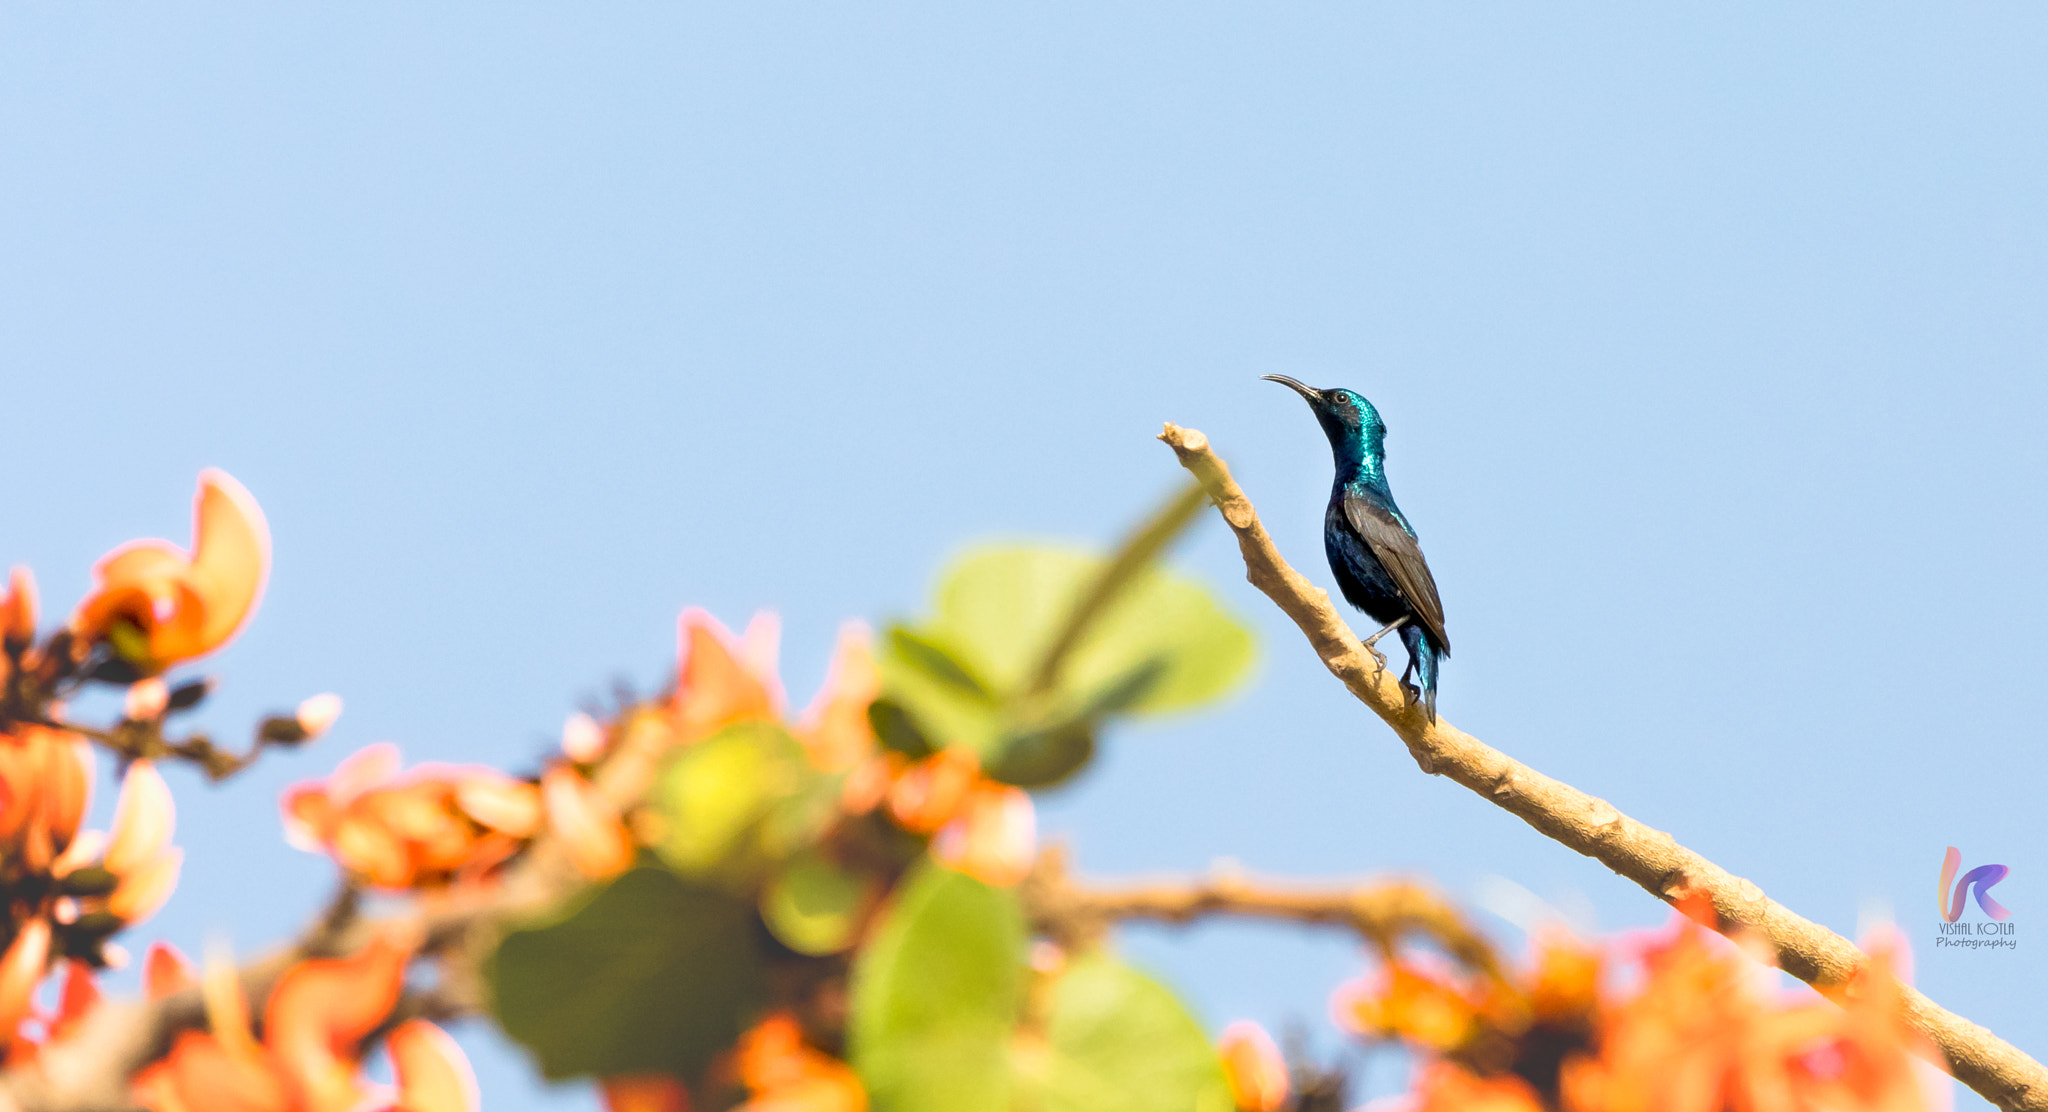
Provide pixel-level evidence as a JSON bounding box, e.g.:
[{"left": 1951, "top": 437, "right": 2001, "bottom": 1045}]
[
  {"left": 1158, "top": 421, "right": 2047, "bottom": 1112},
  {"left": 1023, "top": 845, "right": 1504, "bottom": 982}
]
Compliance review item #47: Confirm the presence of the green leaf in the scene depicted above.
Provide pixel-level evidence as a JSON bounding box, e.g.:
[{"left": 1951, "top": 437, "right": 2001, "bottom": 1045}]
[
  {"left": 867, "top": 697, "right": 937, "bottom": 759},
  {"left": 653, "top": 721, "right": 820, "bottom": 877},
  {"left": 1024, "top": 954, "right": 1235, "bottom": 1112},
  {"left": 849, "top": 861, "right": 1026, "bottom": 1112},
  {"left": 487, "top": 866, "right": 767, "bottom": 1081},
  {"left": 760, "top": 765, "right": 845, "bottom": 861},
  {"left": 761, "top": 850, "right": 871, "bottom": 956},
  {"left": 885, "top": 626, "right": 997, "bottom": 701},
  {"left": 982, "top": 658, "right": 1163, "bottom": 787},
  {"left": 931, "top": 546, "right": 1255, "bottom": 718},
  {"left": 877, "top": 626, "right": 1006, "bottom": 760},
  {"left": 1071, "top": 656, "right": 1172, "bottom": 717},
  {"left": 982, "top": 721, "right": 1095, "bottom": 788}
]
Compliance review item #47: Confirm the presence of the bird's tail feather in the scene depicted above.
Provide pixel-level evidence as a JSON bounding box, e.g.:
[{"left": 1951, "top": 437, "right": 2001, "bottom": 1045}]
[{"left": 1399, "top": 624, "right": 1441, "bottom": 723}]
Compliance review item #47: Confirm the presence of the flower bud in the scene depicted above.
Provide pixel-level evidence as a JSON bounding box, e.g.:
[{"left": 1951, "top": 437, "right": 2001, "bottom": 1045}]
[
  {"left": 1218, "top": 1021, "right": 1290, "bottom": 1112},
  {"left": 295, "top": 693, "right": 344, "bottom": 739},
  {"left": 933, "top": 783, "right": 1036, "bottom": 887},
  {"left": 144, "top": 941, "right": 197, "bottom": 999},
  {"left": 105, "top": 761, "right": 175, "bottom": 875},
  {"left": 387, "top": 1020, "right": 480, "bottom": 1112},
  {"left": 165, "top": 677, "right": 213, "bottom": 712},
  {"left": 125, "top": 679, "right": 170, "bottom": 722},
  {"left": 107, "top": 848, "right": 182, "bottom": 923},
  {"left": 201, "top": 944, "right": 259, "bottom": 1059},
  {"left": 0, "top": 919, "right": 51, "bottom": 1043},
  {"left": 562, "top": 712, "right": 606, "bottom": 763},
  {"left": 0, "top": 567, "right": 37, "bottom": 647}
]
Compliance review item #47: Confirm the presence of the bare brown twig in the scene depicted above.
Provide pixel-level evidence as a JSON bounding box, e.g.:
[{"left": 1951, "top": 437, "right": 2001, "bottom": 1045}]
[
  {"left": 1022, "top": 844, "right": 1505, "bottom": 982},
  {"left": 36, "top": 714, "right": 286, "bottom": 783},
  {"left": 1157, "top": 421, "right": 2048, "bottom": 1112}
]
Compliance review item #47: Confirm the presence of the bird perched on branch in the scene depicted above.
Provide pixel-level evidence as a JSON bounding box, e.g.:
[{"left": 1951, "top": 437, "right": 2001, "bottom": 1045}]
[{"left": 1263, "top": 375, "right": 1449, "bottom": 721}]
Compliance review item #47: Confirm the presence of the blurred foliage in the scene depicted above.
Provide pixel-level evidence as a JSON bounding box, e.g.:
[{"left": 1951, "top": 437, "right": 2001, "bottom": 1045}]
[
  {"left": 488, "top": 865, "right": 768, "bottom": 1081},
  {"left": 1025, "top": 954, "right": 1235, "bottom": 1112},
  {"left": 479, "top": 483, "right": 1261, "bottom": 1108},
  {"left": 762, "top": 849, "right": 872, "bottom": 956},
  {"left": 850, "top": 862, "right": 1027, "bottom": 1112},
  {"left": 876, "top": 543, "right": 1256, "bottom": 788},
  {"left": 844, "top": 865, "right": 1233, "bottom": 1112},
  {"left": 654, "top": 722, "right": 842, "bottom": 881}
]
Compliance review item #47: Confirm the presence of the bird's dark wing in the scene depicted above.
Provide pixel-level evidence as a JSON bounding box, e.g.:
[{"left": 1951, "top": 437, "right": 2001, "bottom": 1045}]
[{"left": 1343, "top": 494, "right": 1450, "bottom": 654}]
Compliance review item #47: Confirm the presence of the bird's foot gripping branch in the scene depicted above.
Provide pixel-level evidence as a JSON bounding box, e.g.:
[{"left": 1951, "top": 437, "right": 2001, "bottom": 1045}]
[{"left": 0, "top": 458, "right": 2028, "bottom": 1112}]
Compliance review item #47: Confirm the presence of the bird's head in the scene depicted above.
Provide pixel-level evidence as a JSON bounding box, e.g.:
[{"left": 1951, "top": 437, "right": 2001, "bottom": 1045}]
[{"left": 1261, "top": 375, "right": 1386, "bottom": 453}]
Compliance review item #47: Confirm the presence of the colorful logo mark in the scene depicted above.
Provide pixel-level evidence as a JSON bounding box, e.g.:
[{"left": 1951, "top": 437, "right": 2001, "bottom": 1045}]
[{"left": 1938, "top": 846, "right": 2011, "bottom": 923}]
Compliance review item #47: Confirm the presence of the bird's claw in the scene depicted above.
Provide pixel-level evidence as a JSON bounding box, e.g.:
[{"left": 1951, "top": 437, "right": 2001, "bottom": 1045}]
[{"left": 1360, "top": 616, "right": 1407, "bottom": 684}]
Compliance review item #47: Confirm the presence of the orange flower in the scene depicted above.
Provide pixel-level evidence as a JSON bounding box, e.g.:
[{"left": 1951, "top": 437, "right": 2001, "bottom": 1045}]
[
  {"left": 0, "top": 920, "right": 51, "bottom": 1050},
  {"left": 105, "top": 760, "right": 174, "bottom": 874},
  {"left": 880, "top": 742, "right": 1039, "bottom": 886},
  {"left": 604, "top": 1075, "right": 692, "bottom": 1112},
  {"left": 1527, "top": 934, "right": 1603, "bottom": 1023},
  {"left": 738, "top": 612, "right": 786, "bottom": 709},
  {"left": 48, "top": 959, "right": 103, "bottom": 1043},
  {"left": 795, "top": 623, "right": 880, "bottom": 773},
  {"left": 1, "top": 566, "right": 36, "bottom": 646},
  {"left": 838, "top": 753, "right": 896, "bottom": 816},
  {"left": 103, "top": 761, "right": 184, "bottom": 924},
  {"left": 145, "top": 941, "right": 199, "bottom": 999},
  {"left": 0, "top": 946, "right": 100, "bottom": 1065},
  {"left": 1559, "top": 924, "right": 1932, "bottom": 1112},
  {"left": 657, "top": 616, "right": 904, "bottom": 824},
  {"left": 540, "top": 766, "right": 633, "bottom": 880},
  {"left": 0, "top": 567, "right": 34, "bottom": 694},
  {"left": 72, "top": 469, "right": 270, "bottom": 674},
  {"left": 0, "top": 726, "right": 92, "bottom": 877},
  {"left": 383, "top": 1020, "right": 479, "bottom": 1112},
  {"left": 1217, "top": 1021, "right": 1290, "bottom": 1112},
  {"left": 886, "top": 748, "right": 981, "bottom": 834},
  {"left": 1334, "top": 962, "right": 1481, "bottom": 1052},
  {"left": 930, "top": 782, "right": 1036, "bottom": 887},
  {"left": 133, "top": 930, "right": 474, "bottom": 1112},
  {"left": 283, "top": 745, "right": 539, "bottom": 890},
  {"left": 673, "top": 610, "right": 780, "bottom": 742},
  {"left": 1415, "top": 1062, "right": 1546, "bottom": 1112},
  {"left": 731, "top": 1013, "right": 867, "bottom": 1112}
]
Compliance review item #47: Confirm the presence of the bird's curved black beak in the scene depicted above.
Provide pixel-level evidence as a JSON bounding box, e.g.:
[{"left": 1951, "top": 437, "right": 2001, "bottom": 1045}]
[{"left": 1261, "top": 374, "right": 1324, "bottom": 405}]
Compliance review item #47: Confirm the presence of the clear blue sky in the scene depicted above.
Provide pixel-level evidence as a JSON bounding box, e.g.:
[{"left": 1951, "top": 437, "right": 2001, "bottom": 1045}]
[{"left": 4, "top": 5, "right": 2043, "bottom": 1108}]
